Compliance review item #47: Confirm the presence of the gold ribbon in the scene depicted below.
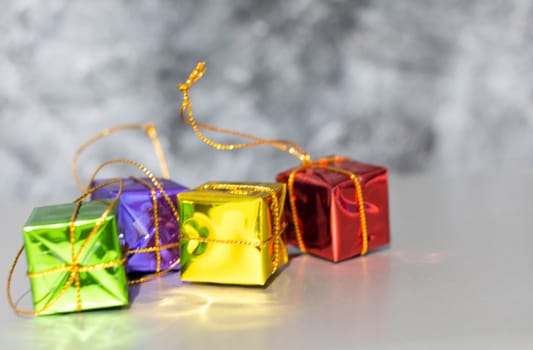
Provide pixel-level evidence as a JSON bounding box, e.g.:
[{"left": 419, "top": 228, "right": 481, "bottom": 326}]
[
  {"left": 72, "top": 123, "right": 170, "bottom": 191},
  {"left": 178, "top": 62, "right": 310, "bottom": 162},
  {"left": 178, "top": 62, "right": 369, "bottom": 256},
  {"left": 181, "top": 183, "right": 284, "bottom": 273},
  {"left": 7, "top": 179, "right": 127, "bottom": 316}
]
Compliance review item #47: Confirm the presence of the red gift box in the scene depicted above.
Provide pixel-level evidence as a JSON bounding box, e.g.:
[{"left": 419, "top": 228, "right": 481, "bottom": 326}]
[{"left": 276, "top": 156, "right": 390, "bottom": 262}]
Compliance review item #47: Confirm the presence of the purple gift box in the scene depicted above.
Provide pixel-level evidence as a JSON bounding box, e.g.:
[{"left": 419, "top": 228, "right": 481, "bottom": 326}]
[{"left": 91, "top": 177, "right": 188, "bottom": 273}]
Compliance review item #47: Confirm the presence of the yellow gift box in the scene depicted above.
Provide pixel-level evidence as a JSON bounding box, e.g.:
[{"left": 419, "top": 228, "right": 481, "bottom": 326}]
[{"left": 177, "top": 182, "right": 288, "bottom": 286}]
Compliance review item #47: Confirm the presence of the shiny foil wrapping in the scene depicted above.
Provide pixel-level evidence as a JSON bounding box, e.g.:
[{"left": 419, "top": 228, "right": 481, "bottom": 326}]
[
  {"left": 91, "top": 178, "right": 188, "bottom": 273},
  {"left": 177, "top": 182, "right": 288, "bottom": 286},
  {"left": 276, "top": 157, "right": 390, "bottom": 262},
  {"left": 22, "top": 200, "right": 128, "bottom": 315}
]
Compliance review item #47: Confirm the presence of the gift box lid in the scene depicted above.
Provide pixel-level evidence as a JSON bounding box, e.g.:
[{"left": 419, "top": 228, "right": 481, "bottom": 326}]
[
  {"left": 24, "top": 200, "right": 116, "bottom": 229},
  {"left": 92, "top": 177, "right": 187, "bottom": 194},
  {"left": 179, "top": 182, "right": 285, "bottom": 202},
  {"left": 277, "top": 157, "right": 387, "bottom": 188}
]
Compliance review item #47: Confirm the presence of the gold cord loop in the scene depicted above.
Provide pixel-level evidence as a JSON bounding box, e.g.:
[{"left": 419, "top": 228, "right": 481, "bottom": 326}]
[
  {"left": 178, "top": 61, "right": 206, "bottom": 93},
  {"left": 177, "top": 63, "right": 369, "bottom": 258},
  {"left": 178, "top": 62, "right": 310, "bottom": 162},
  {"left": 72, "top": 123, "right": 171, "bottom": 191}
]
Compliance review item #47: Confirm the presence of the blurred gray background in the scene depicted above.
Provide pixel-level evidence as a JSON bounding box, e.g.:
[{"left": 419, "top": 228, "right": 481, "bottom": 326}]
[{"left": 2, "top": 0, "right": 533, "bottom": 202}]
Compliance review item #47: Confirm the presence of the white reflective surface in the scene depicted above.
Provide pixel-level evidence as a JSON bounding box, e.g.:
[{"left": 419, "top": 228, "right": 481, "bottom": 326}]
[{"left": 2, "top": 173, "right": 533, "bottom": 349}]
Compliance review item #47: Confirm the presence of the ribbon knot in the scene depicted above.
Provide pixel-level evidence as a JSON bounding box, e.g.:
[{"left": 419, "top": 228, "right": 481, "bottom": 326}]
[
  {"left": 178, "top": 61, "right": 206, "bottom": 93},
  {"left": 70, "top": 265, "right": 80, "bottom": 274}
]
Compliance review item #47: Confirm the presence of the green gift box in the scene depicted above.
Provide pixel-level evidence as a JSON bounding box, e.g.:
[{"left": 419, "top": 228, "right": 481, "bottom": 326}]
[{"left": 22, "top": 200, "right": 129, "bottom": 315}]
